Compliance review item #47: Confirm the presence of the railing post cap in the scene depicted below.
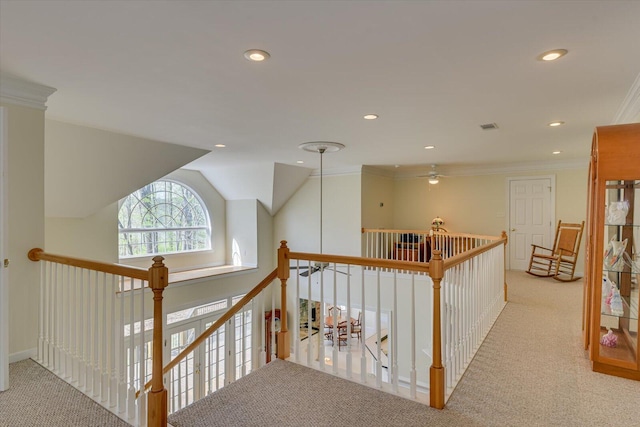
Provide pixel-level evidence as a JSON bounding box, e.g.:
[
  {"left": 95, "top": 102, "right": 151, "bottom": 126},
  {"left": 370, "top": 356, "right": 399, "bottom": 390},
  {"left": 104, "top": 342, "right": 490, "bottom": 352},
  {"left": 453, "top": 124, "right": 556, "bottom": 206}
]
[
  {"left": 151, "top": 256, "right": 165, "bottom": 267},
  {"left": 28, "top": 248, "right": 43, "bottom": 261},
  {"left": 279, "top": 240, "right": 288, "bottom": 248}
]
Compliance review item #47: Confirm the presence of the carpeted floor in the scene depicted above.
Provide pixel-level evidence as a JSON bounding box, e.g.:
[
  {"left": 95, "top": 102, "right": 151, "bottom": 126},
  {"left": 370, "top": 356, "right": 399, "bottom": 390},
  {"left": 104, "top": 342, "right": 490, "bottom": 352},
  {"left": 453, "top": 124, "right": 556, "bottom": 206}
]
[
  {"left": 3, "top": 271, "right": 640, "bottom": 426},
  {"left": 0, "top": 358, "right": 130, "bottom": 427}
]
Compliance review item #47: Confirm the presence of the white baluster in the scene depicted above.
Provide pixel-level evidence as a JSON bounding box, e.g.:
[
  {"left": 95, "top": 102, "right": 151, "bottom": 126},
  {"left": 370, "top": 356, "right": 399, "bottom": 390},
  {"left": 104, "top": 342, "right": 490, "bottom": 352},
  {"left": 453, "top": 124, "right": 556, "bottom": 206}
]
[
  {"left": 109, "top": 275, "right": 117, "bottom": 408},
  {"left": 332, "top": 266, "right": 338, "bottom": 375},
  {"left": 345, "top": 265, "right": 352, "bottom": 378},
  {"left": 293, "top": 272, "right": 300, "bottom": 363},
  {"left": 137, "top": 389, "right": 147, "bottom": 427},
  {"left": 270, "top": 290, "right": 276, "bottom": 363},
  {"left": 410, "top": 273, "right": 416, "bottom": 399},
  {"left": 101, "top": 272, "right": 109, "bottom": 402},
  {"left": 319, "top": 266, "right": 325, "bottom": 371},
  {"left": 118, "top": 277, "right": 127, "bottom": 414},
  {"left": 392, "top": 271, "right": 398, "bottom": 392},
  {"left": 127, "top": 280, "right": 136, "bottom": 421},
  {"left": 78, "top": 269, "right": 86, "bottom": 390},
  {"left": 139, "top": 285, "right": 146, "bottom": 405},
  {"left": 259, "top": 290, "right": 266, "bottom": 367},
  {"left": 60, "top": 264, "right": 67, "bottom": 379},
  {"left": 52, "top": 262, "right": 59, "bottom": 373},
  {"left": 37, "top": 261, "right": 45, "bottom": 364},
  {"left": 70, "top": 267, "right": 78, "bottom": 384},
  {"left": 360, "top": 268, "right": 366, "bottom": 384},
  {"left": 306, "top": 268, "right": 312, "bottom": 367},
  {"left": 93, "top": 271, "right": 100, "bottom": 397},
  {"left": 375, "top": 269, "right": 382, "bottom": 388}
]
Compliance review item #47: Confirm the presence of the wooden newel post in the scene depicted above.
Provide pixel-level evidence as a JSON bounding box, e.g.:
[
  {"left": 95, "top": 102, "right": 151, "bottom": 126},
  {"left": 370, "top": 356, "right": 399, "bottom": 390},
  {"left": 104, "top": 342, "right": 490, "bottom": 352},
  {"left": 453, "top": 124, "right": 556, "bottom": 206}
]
[
  {"left": 429, "top": 250, "right": 445, "bottom": 409},
  {"left": 501, "top": 231, "right": 508, "bottom": 301},
  {"left": 148, "top": 256, "right": 169, "bottom": 427},
  {"left": 277, "top": 241, "right": 290, "bottom": 360}
]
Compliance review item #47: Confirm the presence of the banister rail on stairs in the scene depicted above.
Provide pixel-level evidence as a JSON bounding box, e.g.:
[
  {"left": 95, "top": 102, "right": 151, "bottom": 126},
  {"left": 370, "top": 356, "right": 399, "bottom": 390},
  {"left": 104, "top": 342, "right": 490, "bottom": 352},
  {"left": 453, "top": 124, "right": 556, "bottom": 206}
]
[{"left": 138, "top": 268, "right": 279, "bottom": 398}]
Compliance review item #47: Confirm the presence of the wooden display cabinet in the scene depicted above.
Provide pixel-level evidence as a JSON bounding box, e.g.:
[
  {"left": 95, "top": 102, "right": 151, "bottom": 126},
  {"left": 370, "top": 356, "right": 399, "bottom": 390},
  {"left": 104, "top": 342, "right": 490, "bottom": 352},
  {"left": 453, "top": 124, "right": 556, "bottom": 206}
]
[{"left": 584, "top": 123, "right": 640, "bottom": 381}]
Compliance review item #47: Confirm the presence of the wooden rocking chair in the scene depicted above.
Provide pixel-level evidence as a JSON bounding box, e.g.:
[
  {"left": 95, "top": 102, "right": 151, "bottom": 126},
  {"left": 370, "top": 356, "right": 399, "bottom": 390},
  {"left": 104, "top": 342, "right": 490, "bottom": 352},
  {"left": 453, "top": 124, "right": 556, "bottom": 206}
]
[{"left": 526, "top": 220, "right": 585, "bottom": 282}]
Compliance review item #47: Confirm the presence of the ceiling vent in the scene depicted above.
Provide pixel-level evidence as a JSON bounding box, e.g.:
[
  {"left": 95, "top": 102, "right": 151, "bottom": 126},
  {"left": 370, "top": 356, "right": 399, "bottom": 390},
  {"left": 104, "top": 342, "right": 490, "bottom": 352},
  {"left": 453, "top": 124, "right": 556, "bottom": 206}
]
[{"left": 480, "top": 123, "right": 499, "bottom": 130}]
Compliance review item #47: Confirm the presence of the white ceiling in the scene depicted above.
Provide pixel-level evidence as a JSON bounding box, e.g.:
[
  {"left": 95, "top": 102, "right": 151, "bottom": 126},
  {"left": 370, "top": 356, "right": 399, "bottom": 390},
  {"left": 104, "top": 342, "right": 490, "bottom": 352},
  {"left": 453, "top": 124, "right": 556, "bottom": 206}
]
[{"left": 1, "top": 0, "right": 639, "bottom": 177}]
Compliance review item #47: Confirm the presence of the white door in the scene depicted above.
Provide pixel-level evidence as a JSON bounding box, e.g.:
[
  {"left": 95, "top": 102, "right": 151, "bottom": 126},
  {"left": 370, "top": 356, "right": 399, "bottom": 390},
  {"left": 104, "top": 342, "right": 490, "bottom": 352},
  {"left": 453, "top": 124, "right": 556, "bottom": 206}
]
[
  {"left": 508, "top": 177, "right": 554, "bottom": 270},
  {"left": 0, "top": 107, "right": 8, "bottom": 391}
]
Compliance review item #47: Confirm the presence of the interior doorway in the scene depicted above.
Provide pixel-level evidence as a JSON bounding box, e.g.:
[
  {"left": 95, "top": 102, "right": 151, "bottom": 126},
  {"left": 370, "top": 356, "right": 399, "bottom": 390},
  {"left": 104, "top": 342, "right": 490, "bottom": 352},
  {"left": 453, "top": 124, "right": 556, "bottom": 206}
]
[{"left": 507, "top": 176, "right": 555, "bottom": 270}]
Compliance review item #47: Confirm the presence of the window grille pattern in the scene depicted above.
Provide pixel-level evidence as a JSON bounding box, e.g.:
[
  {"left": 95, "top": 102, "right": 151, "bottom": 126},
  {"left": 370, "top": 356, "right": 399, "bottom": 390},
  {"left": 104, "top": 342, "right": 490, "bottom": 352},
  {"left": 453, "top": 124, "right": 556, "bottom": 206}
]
[{"left": 118, "top": 180, "right": 210, "bottom": 257}]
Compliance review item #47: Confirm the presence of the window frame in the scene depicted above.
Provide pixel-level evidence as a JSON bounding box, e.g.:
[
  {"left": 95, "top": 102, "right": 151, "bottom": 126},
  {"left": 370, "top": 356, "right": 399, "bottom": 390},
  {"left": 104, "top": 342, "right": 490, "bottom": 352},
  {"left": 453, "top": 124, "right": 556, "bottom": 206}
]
[{"left": 118, "top": 178, "right": 212, "bottom": 259}]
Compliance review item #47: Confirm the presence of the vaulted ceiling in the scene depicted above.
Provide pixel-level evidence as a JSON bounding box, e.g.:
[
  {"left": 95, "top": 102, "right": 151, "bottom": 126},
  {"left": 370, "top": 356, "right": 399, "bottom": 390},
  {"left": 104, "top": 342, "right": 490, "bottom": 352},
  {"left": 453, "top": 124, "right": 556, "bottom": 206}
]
[{"left": 2, "top": 1, "right": 639, "bottom": 180}]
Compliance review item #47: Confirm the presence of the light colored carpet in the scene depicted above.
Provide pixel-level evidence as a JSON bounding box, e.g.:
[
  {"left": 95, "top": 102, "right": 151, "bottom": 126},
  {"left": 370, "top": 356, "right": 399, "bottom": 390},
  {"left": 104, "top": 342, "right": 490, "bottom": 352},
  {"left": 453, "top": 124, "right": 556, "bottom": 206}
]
[{"left": 0, "top": 359, "right": 129, "bottom": 427}]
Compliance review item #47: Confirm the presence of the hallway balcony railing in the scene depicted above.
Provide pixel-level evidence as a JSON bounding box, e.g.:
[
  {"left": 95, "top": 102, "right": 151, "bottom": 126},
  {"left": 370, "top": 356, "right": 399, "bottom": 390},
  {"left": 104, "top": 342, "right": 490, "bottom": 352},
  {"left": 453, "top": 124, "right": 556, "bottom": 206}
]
[{"left": 28, "top": 230, "right": 507, "bottom": 426}]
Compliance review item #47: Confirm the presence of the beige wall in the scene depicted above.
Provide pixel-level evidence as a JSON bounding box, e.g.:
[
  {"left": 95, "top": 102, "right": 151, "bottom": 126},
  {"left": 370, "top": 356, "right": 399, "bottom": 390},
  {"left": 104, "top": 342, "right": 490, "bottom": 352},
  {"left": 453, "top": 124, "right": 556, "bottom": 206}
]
[
  {"left": 45, "top": 204, "right": 119, "bottom": 262},
  {"left": 361, "top": 169, "right": 394, "bottom": 230},
  {"left": 392, "top": 167, "right": 589, "bottom": 269},
  {"left": 274, "top": 173, "right": 362, "bottom": 256},
  {"left": 2, "top": 103, "right": 45, "bottom": 358}
]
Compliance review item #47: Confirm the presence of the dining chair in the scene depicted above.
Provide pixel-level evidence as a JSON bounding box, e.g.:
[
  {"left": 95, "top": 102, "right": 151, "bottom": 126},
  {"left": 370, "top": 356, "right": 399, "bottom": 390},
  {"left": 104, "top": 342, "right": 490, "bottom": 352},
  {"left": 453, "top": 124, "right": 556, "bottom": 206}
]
[{"left": 351, "top": 311, "right": 362, "bottom": 340}]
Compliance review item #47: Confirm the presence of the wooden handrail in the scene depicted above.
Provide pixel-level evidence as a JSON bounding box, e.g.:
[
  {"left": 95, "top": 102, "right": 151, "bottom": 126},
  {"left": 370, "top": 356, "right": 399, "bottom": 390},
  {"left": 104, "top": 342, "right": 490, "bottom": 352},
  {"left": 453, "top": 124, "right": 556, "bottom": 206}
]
[
  {"left": 362, "top": 228, "right": 503, "bottom": 241},
  {"left": 28, "top": 248, "right": 149, "bottom": 280},
  {"left": 442, "top": 237, "right": 507, "bottom": 270},
  {"left": 289, "top": 252, "right": 431, "bottom": 273},
  {"left": 137, "top": 268, "right": 279, "bottom": 397}
]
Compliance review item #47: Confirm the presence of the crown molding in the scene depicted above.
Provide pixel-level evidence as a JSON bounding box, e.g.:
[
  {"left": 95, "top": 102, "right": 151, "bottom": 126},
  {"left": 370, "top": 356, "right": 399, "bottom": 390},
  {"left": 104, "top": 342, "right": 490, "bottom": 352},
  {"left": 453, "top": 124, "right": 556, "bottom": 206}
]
[
  {"left": 0, "top": 75, "right": 56, "bottom": 111},
  {"left": 361, "top": 165, "right": 396, "bottom": 178},
  {"left": 394, "top": 157, "right": 589, "bottom": 179},
  {"left": 308, "top": 165, "right": 362, "bottom": 177},
  {"left": 613, "top": 72, "right": 640, "bottom": 124}
]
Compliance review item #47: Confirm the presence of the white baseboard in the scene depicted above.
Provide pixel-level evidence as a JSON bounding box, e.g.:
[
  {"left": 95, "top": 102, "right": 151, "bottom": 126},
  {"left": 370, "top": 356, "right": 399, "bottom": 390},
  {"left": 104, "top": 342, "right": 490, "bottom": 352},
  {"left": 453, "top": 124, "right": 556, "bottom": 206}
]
[{"left": 9, "top": 347, "right": 36, "bottom": 363}]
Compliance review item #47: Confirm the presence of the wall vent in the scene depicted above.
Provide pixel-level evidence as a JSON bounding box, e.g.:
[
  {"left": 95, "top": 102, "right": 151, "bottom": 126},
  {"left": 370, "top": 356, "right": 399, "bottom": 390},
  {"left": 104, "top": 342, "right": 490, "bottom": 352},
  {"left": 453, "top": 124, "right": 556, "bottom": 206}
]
[{"left": 480, "top": 123, "right": 499, "bottom": 130}]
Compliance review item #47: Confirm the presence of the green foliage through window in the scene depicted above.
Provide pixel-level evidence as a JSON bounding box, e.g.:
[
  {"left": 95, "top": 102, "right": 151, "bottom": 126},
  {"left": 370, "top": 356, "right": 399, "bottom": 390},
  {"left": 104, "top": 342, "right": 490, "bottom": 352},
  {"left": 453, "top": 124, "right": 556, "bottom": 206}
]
[{"left": 118, "top": 180, "right": 211, "bottom": 257}]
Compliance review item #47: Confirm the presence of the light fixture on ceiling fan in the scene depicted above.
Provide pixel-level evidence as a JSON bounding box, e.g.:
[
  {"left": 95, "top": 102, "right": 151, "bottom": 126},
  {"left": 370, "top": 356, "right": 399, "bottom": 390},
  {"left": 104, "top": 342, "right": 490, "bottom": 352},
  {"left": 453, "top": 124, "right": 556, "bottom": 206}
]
[
  {"left": 295, "top": 141, "right": 347, "bottom": 277},
  {"left": 420, "top": 164, "right": 446, "bottom": 184}
]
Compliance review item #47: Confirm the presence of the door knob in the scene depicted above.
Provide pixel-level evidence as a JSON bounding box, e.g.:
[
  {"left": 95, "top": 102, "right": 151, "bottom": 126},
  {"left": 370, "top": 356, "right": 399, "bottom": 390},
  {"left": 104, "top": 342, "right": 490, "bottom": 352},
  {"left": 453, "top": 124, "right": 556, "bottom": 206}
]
[{"left": 510, "top": 228, "right": 516, "bottom": 232}]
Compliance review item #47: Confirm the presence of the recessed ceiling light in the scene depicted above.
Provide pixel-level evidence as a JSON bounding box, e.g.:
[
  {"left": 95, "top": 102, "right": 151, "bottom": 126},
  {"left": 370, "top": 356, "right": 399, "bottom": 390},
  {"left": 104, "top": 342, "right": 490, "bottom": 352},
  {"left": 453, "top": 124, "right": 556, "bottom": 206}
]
[
  {"left": 552, "top": 151, "right": 562, "bottom": 155},
  {"left": 548, "top": 121, "right": 565, "bottom": 127},
  {"left": 363, "top": 114, "right": 378, "bottom": 120},
  {"left": 424, "top": 145, "right": 435, "bottom": 150},
  {"left": 214, "top": 144, "right": 226, "bottom": 148},
  {"left": 296, "top": 160, "right": 304, "bottom": 164},
  {"left": 244, "top": 49, "right": 270, "bottom": 62},
  {"left": 538, "top": 49, "right": 568, "bottom": 61}
]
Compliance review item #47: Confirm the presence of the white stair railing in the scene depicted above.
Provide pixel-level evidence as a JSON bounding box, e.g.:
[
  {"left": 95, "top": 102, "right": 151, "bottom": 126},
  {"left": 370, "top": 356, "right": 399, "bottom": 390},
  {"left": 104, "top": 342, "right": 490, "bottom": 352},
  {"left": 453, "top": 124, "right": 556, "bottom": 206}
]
[
  {"left": 30, "top": 248, "right": 158, "bottom": 427},
  {"left": 285, "top": 232, "right": 507, "bottom": 408}
]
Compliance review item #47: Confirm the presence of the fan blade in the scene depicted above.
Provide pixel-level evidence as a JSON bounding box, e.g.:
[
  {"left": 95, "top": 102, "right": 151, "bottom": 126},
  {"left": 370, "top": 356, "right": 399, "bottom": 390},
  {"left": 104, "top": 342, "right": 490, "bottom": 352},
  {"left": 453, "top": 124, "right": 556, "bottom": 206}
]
[
  {"left": 290, "top": 266, "right": 311, "bottom": 270},
  {"left": 299, "top": 266, "right": 321, "bottom": 277},
  {"left": 325, "top": 267, "right": 350, "bottom": 276}
]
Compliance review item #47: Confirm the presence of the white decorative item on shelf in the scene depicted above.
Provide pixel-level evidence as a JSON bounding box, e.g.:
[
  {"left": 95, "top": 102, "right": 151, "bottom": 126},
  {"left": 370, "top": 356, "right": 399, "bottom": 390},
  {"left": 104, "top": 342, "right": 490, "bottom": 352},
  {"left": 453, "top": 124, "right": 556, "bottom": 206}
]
[
  {"left": 603, "top": 276, "right": 616, "bottom": 305},
  {"left": 609, "top": 288, "right": 624, "bottom": 316},
  {"left": 603, "top": 236, "right": 628, "bottom": 271},
  {"left": 607, "top": 200, "right": 629, "bottom": 225}
]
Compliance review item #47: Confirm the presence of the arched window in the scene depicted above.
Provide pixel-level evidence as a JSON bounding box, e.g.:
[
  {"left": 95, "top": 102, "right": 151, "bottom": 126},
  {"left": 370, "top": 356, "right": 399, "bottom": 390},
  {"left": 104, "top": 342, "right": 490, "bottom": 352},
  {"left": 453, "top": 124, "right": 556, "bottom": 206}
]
[{"left": 118, "top": 180, "right": 211, "bottom": 258}]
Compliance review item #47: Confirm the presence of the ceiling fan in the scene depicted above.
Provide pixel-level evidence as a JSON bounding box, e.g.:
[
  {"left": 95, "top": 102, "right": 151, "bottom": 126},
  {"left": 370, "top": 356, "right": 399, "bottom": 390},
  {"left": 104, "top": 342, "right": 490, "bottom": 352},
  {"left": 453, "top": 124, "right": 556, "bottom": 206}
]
[
  {"left": 420, "top": 164, "right": 446, "bottom": 184},
  {"left": 292, "top": 261, "right": 348, "bottom": 277},
  {"left": 291, "top": 141, "right": 349, "bottom": 277}
]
